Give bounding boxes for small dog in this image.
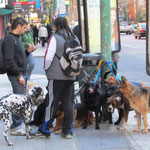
[106,90,130,127]
[0,87,44,146]
[119,76,150,133]
[50,103,94,134]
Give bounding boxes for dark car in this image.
[134,23,146,39]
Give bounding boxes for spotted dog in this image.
[0,87,44,146]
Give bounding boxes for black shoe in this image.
[38,125,51,138]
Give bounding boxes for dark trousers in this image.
[44,80,74,134]
[8,75,25,129]
[41,37,45,47]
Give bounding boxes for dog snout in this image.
[107,105,113,113]
[88,88,94,94]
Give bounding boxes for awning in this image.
[0,9,14,16]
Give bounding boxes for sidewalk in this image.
[0,45,150,150]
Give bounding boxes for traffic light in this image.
[65,0,70,6]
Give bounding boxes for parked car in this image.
[119,22,132,35]
[134,23,146,39]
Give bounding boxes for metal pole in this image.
[100,0,111,87]
[126,0,128,23]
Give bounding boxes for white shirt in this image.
[38,26,48,37]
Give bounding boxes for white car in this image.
[119,22,132,35]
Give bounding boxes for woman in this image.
[34,17,76,139]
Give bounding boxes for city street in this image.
[118,34,150,85]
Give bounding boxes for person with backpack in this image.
[2,17,34,136]
[32,17,82,139]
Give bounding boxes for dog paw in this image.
[8,142,13,146]
[118,126,125,131]
[141,129,148,133]
[133,128,140,132]
[27,135,31,139]
[82,126,87,129]
[114,121,120,125]
[95,126,100,130]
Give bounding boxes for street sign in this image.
[12,1,36,13]
[57,14,66,18]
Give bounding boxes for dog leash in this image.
[94,60,103,83]
[106,61,121,84]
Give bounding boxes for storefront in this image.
[0,3,14,39]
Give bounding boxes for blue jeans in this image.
[8,75,27,129]
[26,53,35,81]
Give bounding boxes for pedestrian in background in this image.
[20,23,36,87]
[33,25,39,45]
[38,24,48,47]
[4,22,12,37]
[2,17,34,136]
[33,17,76,139]
[46,23,52,42]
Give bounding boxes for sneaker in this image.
[29,131,50,139]
[10,128,26,136]
[61,133,73,139]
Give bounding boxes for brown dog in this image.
[50,103,94,134]
[105,76,147,87]
[119,76,150,133]
[106,91,130,129]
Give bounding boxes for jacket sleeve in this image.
[44,36,56,70]
[3,38,21,76]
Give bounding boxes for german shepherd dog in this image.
[119,76,150,133]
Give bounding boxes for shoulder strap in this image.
[3,34,17,44]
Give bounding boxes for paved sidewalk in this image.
[0,44,150,150]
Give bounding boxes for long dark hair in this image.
[54,17,75,39]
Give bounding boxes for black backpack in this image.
[56,33,83,76]
[0,39,6,74]
[0,35,16,74]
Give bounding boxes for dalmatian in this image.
[0,87,44,146]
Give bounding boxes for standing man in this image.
[20,23,36,83]
[2,17,34,135]
[38,24,48,47]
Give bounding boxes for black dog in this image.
[81,81,106,129]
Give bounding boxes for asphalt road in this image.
[32,34,150,85]
[117,34,150,85]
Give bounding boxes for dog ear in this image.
[120,76,127,86]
